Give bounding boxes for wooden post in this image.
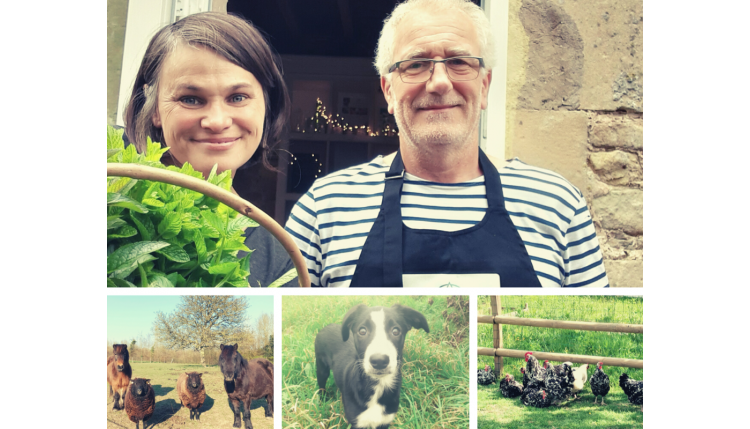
[490,296,503,377]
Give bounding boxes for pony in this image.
[219,344,273,428]
[107,344,133,410]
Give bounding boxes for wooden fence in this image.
[479,297,643,376]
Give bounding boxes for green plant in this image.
[106,126,257,287]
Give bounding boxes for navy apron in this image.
[348,149,542,288]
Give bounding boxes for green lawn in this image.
[106,362,273,429]
[477,296,643,428]
[282,295,469,428]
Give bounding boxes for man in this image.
[285,0,608,288]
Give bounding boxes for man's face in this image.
[381,8,491,152]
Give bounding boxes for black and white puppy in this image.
[315,303,430,429]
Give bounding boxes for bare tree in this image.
[153,296,249,366]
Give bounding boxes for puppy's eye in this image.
[392,327,400,336]
[358,327,367,336]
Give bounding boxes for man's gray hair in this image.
[374,0,496,77]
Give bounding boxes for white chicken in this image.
[564,362,588,400]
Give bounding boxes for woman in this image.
[123,12,296,287]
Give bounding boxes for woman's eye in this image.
[230,94,248,103]
[392,327,400,336]
[180,96,200,105]
[358,327,367,336]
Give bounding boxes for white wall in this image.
[115,0,173,126]
[481,0,509,159]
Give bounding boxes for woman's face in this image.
[152,44,266,178]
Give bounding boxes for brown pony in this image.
[219,344,273,429]
[107,344,133,410]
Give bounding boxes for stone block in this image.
[560,0,643,111]
[589,113,643,150]
[509,110,589,195]
[593,188,643,235]
[589,150,640,186]
[603,259,643,288]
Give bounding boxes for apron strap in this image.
[382,152,406,287]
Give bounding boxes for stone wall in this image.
[504,0,643,287]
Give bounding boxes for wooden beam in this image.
[490,296,502,377]
[477,347,643,369]
[477,315,643,334]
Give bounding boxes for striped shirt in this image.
[285,156,609,288]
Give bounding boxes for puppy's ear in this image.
[392,304,430,333]
[341,304,368,342]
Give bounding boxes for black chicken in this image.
[520,367,528,389]
[477,364,497,386]
[590,362,610,405]
[619,373,643,411]
[544,362,575,405]
[524,352,547,390]
[521,388,551,408]
[499,374,523,398]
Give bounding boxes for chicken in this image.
[544,362,575,405]
[477,364,497,386]
[521,388,551,408]
[564,362,588,399]
[524,352,547,390]
[520,367,528,389]
[499,374,523,398]
[590,362,610,405]
[619,373,643,411]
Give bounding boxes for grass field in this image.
[477,296,643,428]
[106,362,273,429]
[282,295,469,428]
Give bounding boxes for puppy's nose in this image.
[370,354,390,370]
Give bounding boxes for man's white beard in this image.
[394,99,480,156]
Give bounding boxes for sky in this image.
[107,295,273,344]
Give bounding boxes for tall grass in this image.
[477,296,643,429]
[282,295,469,428]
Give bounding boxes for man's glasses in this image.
[388,56,485,83]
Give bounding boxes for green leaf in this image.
[107,216,127,230]
[107,241,171,274]
[201,211,225,237]
[107,177,138,195]
[138,263,149,287]
[156,244,190,263]
[227,215,258,235]
[121,143,138,163]
[107,125,125,151]
[157,212,182,239]
[166,272,186,287]
[107,148,122,158]
[107,193,148,213]
[142,198,165,208]
[267,268,298,288]
[149,275,175,287]
[213,267,239,287]
[208,261,239,275]
[144,137,169,162]
[108,278,137,288]
[107,225,138,239]
[130,212,155,241]
[194,230,207,262]
[110,254,157,279]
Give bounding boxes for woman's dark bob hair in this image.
[123,12,290,171]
